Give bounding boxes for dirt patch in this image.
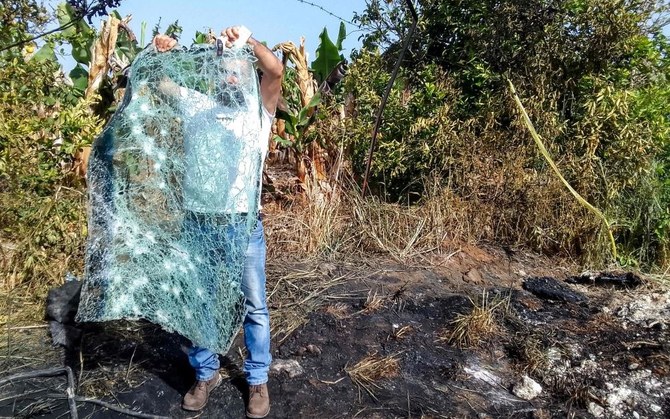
[1,251,668,418]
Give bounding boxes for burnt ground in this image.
[1,247,669,419]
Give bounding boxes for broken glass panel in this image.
[77,44,264,354]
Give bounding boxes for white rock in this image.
[650,404,662,413]
[632,411,640,419]
[464,365,502,387]
[512,375,542,400]
[270,359,304,378]
[588,402,605,418]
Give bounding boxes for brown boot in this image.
[246,383,270,418]
[181,371,222,411]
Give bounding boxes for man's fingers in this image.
[153,35,176,52]
[223,27,238,40]
[220,26,246,48]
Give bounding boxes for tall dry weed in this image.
[265,180,352,260]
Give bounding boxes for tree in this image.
[0,0,102,288]
[346,0,670,267]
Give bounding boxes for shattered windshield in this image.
[76,44,264,353]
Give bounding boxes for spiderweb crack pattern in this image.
[77,44,265,354]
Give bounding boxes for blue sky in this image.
[45,0,368,69]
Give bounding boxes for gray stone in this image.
[588,402,605,418]
[512,375,542,400]
[270,359,305,378]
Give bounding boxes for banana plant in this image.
[35,3,178,179]
[273,23,347,184]
[274,92,322,154]
[311,22,346,86]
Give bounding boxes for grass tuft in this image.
[362,290,385,313]
[345,352,401,400]
[440,290,510,348]
[323,302,350,319]
[390,325,413,340]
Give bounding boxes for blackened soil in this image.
[1,254,669,419]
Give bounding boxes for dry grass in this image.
[648,264,670,287]
[340,288,389,319]
[345,352,401,400]
[347,183,468,262]
[350,195,429,260]
[515,336,550,376]
[545,371,600,409]
[390,325,413,340]
[440,290,510,348]
[323,302,350,319]
[267,263,352,344]
[263,166,612,271]
[0,328,60,376]
[0,291,55,378]
[264,177,470,265]
[0,292,46,330]
[264,181,353,260]
[362,290,385,313]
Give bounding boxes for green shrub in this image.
[0,2,101,290]
[343,0,670,268]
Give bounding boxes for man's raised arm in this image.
[222,26,284,115]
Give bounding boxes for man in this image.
[153,26,282,418]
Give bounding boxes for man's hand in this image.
[222,26,239,48]
[153,34,177,52]
[221,26,251,48]
[221,26,283,114]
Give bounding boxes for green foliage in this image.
[311,23,346,84]
[335,21,346,51]
[152,17,182,41]
[345,0,670,268]
[164,20,183,40]
[47,2,147,110]
[57,2,94,65]
[344,51,458,198]
[275,93,322,153]
[0,1,101,289]
[69,63,89,94]
[275,24,347,160]
[32,42,57,63]
[0,0,49,46]
[193,30,210,45]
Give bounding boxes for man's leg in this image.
[241,218,271,418]
[182,346,222,411]
[182,213,224,411]
[187,347,220,381]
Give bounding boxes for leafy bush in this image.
[344,51,460,199]
[343,0,670,268]
[0,1,101,291]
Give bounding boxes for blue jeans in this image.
[187,217,271,385]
